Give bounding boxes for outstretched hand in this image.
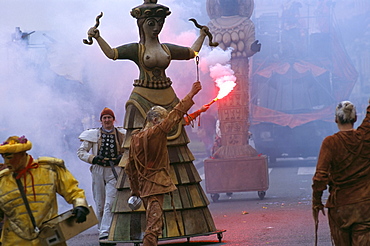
[312,203,326,216]
[188,81,202,98]
[199,26,209,37]
[200,105,210,113]
[87,27,100,39]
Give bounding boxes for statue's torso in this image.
[142,42,171,69]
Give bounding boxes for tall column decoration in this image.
[207,0,259,158]
[204,0,269,202]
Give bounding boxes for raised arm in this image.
[160,82,203,132]
[356,98,370,135]
[186,81,202,99]
[184,104,210,126]
[191,27,208,52]
[87,27,115,59]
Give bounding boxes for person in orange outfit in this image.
[312,100,370,245]
[125,81,202,246]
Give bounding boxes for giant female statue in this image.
[86,0,219,243]
[87,1,207,134]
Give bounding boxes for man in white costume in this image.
[77,107,125,245]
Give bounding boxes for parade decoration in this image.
[86,0,223,243]
[188,18,232,108]
[131,0,171,19]
[204,0,268,203]
[190,18,219,83]
[83,12,103,45]
[189,18,219,47]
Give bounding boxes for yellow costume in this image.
[0,154,88,245]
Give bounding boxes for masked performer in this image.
[126,81,202,246]
[0,135,89,245]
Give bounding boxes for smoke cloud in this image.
[198,47,236,99]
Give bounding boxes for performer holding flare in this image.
[125,81,203,246]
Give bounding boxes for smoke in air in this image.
[199,46,236,100]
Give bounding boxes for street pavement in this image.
[67,157,332,246]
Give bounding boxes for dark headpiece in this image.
[100,107,115,120]
[131,0,171,19]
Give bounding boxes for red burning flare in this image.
[206,76,236,106]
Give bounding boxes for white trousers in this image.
[90,164,120,238]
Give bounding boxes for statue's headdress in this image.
[131,0,171,19]
[0,136,32,154]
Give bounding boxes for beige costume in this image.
[126,95,194,245]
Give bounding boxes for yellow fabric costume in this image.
[0,155,88,245]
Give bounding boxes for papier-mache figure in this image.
[85,0,219,243]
